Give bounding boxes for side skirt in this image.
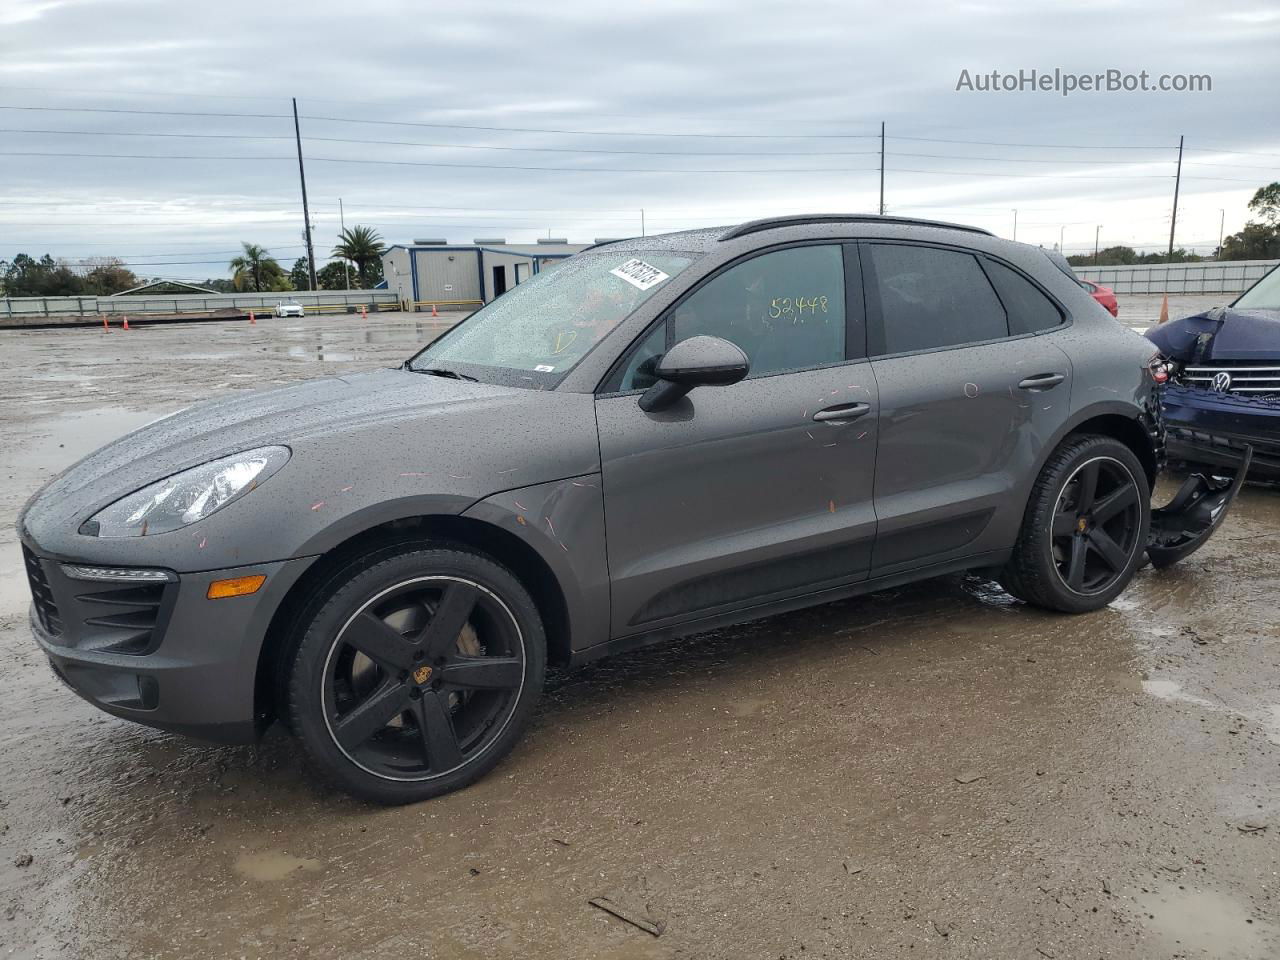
[567,548,1012,667]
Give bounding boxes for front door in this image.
[596,243,880,637]
[859,241,1075,575]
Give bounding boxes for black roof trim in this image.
[719,214,995,242]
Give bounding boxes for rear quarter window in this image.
[982,259,1065,335]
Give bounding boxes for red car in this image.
[1080,279,1119,317]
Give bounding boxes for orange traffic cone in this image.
[122,315,130,331]
[102,314,110,333]
[431,303,439,318]
[1158,294,1169,325]
[249,310,256,325]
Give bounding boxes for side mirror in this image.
[638,335,749,412]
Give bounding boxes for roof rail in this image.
[720,214,995,241]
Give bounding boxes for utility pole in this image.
[1167,134,1184,262]
[1094,224,1101,265]
[292,97,318,291]
[339,198,352,290]
[1011,208,1017,241]
[1218,208,1226,259]
[1059,224,1066,254]
[878,122,886,216]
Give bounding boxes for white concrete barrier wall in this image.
[1077,259,1277,296]
[1,291,401,318]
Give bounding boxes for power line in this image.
[888,134,1177,150]
[9,130,1224,168]
[6,104,1280,159]
[888,166,1169,180]
[0,150,1189,180]
[0,127,886,158]
[0,149,883,174]
[0,104,881,141]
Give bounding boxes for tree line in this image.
[1,225,386,298]
[1067,181,1280,267]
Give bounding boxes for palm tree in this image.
[332,226,385,288]
[228,242,284,292]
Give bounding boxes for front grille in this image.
[1182,362,1280,396]
[23,546,63,636]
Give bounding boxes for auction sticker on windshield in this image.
[610,258,670,291]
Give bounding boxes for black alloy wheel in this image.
[1049,456,1144,595]
[999,434,1151,613]
[289,545,545,804]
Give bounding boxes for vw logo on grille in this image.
[1212,371,1233,392]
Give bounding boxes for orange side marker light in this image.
[207,574,267,599]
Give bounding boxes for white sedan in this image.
[272,300,306,318]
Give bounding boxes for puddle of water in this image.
[1141,679,1218,710]
[1132,885,1270,958]
[233,851,323,882]
[13,407,172,479]
[261,344,357,362]
[1,407,174,614]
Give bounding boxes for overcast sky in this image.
[2,0,1278,279]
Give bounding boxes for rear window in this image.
[983,259,1064,334]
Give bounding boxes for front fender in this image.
[462,475,611,655]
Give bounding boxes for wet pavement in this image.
[1,313,1278,959]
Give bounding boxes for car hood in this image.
[1145,306,1280,362]
[19,367,601,569]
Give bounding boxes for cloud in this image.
[0,0,1276,274]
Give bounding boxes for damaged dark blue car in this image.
[1147,263,1280,479]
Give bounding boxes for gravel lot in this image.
[1,312,1277,959]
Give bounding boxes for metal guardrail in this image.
[0,291,401,318]
[410,299,483,310]
[1077,259,1278,296]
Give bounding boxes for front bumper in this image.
[23,547,316,743]
[1161,384,1280,477]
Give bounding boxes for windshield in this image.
[1234,264,1280,310]
[408,251,694,386]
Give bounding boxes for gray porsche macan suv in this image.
[19,215,1242,804]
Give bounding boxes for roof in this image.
[383,241,590,258]
[386,215,999,262]
[110,279,218,296]
[720,214,994,241]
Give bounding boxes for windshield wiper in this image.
[410,365,478,382]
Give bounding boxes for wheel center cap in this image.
[412,664,434,685]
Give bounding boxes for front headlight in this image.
[83,446,290,538]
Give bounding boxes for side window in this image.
[670,245,846,378]
[616,323,667,391]
[866,244,1008,355]
[983,259,1065,334]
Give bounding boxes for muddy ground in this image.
[1,312,1277,960]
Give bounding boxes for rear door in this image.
[595,243,880,637]
[860,241,1074,575]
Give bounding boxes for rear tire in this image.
[287,543,545,805]
[1000,435,1150,613]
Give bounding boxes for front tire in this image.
[287,543,545,805]
[1000,435,1150,613]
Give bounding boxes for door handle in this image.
[1017,372,1066,391]
[813,402,871,423]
